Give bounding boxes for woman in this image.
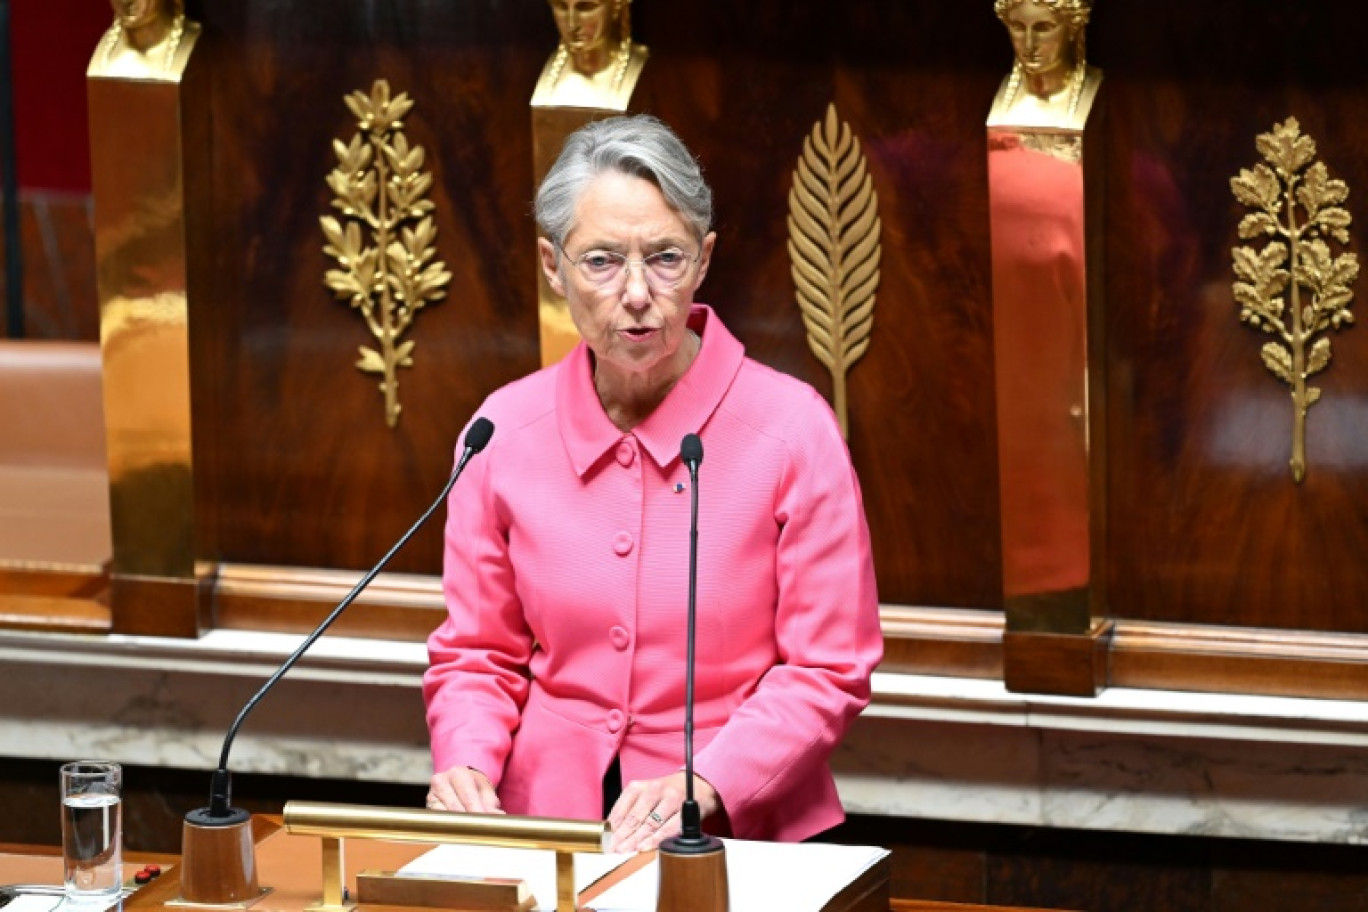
[988,0,1100,130]
[423,115,882,853]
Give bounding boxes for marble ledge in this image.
[3,628,1368,845]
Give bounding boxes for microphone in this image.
[179,417,494,904]
[656,432,728,912]
[676,433,705,840]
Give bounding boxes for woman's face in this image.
[539,171,714,389]
[1003,1,1073,77]
[111,0,166,29]
[549,0,614,55]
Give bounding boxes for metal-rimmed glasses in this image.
[557,245,700,291]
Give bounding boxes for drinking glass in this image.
[60,760,123,902]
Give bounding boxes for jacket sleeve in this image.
[693,388,883,837]
[422,436,533,785]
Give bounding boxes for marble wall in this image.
[6,630,1368,849]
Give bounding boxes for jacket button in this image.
[616,440,636,467]
[613,532,634,556]
[610,626,630,650]
[607,709,625,733]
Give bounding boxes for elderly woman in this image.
[423,115,882,852]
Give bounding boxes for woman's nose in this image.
[621,262,652,305]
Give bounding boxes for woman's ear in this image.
[693,231,717,289]
[538,237,566,296]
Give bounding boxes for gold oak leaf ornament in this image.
[788,103,882,439]
[321,79,452,428]
[1231,116,1358,482]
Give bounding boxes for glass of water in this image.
[60,761,123,902]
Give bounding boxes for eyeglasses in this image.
[558,246,699,291]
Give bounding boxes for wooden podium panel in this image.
[1,823,1091,912]
[893,903,1079,912]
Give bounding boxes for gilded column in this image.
[986,0,1109,694]
[531,0,648,366]
[88,0,210,636]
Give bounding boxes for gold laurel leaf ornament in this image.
[787,103,882,440]
[1230,117,1358,482]
[321,79,452,428]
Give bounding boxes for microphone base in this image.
[180,806,263,906]
[656,833,728,912]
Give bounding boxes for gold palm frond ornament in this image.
[1230,116,1358,482]
[787,103,882,439]
[321,79,451,428]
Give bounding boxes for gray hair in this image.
[534,115,713,248]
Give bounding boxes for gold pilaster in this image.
[988,0,1108,694]
[88,10,209,637]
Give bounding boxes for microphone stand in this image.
[656,433,728,912]
[179,418,494,905]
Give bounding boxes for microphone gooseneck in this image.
[656,432,727,912]
[678,432,707,843]
[201,417,495,819]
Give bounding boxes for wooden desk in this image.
[2,823,884,912]
[2,825,1064,912]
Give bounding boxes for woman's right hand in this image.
[427,766,503,813]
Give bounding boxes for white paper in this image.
[400,839,889,912]
[2,896,66,912]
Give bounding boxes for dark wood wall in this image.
[187,1,1010,605]
[11,2,1368,656]
[184,0,1368,639]
[1099,5,1368,632]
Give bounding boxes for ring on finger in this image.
[648,811,665,826]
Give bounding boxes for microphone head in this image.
[680,433,703,468]
[465,417,495,453]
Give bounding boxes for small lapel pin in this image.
[673,482,687,494]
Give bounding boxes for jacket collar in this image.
[556,305,744,476]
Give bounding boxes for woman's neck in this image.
[594,330,700,433]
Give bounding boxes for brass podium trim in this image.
[282,802,607,912]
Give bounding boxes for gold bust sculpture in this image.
[987,0,1101,131]
[531,0,648,110]
[89,0,201,81]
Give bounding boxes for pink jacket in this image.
[424,306,882,841]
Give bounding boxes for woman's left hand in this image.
[607,771,720,853]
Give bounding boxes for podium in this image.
[0,832,1079,912]
[61,808,889,912]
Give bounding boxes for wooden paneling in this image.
[0,564,108,634]
[189,1,1006,608]
[0,194,99,341]
[193,3,545,576]
[1097,3,1368,632]
[27,0,1358,664]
